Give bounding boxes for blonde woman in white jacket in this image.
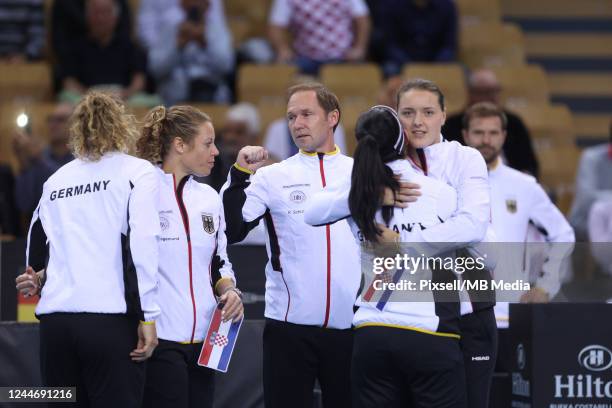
[16,92,161,408]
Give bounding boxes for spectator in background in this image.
[59,0,147,103]
[198,103,260,192]
[138,0,234,105]
[0,0,45,62]
[462,102,575,383]
[0,164,20,237]
[198,103,268,245]
[443,68,540,178]
[462,102,574,310]
[268,0,370,75]
[12,103,74,221]
[51,0,131,79]
[367,0,457,77]
[569,123,612,241]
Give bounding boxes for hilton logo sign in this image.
[553,345,612,399]
[578,346,612,372]
[509,304,612,408]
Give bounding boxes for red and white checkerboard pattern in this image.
[211,332,229,347]
[290,0,354,60]
[379,271,395,284]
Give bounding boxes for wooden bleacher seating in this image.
[226,0,273,44]
[460,22,526,68]
[319,64,382,107]
[401,63,467,115]
[501,0,612,18]
[509,103,575,149]
[537,144,581,214]
[237,64,298,105]
[192,103,231,128]
[491,64,550,107]
[339,102,370,157]
[128,103,230,129]
[456,0,501,26]
[0,63,52,104]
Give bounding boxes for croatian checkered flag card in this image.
[198,304,243,372]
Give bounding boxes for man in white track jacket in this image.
[221,83,359,408]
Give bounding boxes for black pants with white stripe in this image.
[39,313,145,408]
[351,325,467,408]
[459,307,498,408]
[263,318,353,408]
[142,339,215,408]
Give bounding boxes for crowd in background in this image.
[0,0,610,273]
[1,0,462,102]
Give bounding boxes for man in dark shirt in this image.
[51,0,131,63]
[367,0,457,76]
[60,0,146,100]
[443,68,540,178]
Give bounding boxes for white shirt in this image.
[588,199,612,275]
[488,160,575,327]
[268,0,369,60]
[569,144,612,238]
[137,0,233,104]
[221,147,360,329]
[156,170,235,343]
[27,153,161,322]
[400,140,490,251]
[305,139,491,252]
[349,160,462,337]
[138,0,229,52]
[269,0,368,25]
[304,138,494,317]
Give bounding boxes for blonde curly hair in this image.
[68,91,138,161]
[137,105,211,164]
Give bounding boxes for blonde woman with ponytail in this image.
[16,91,161,407]
[136,105,242,408]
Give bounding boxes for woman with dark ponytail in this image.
[348,107,403,243]
[306,106,466,407]
[307,80,496,408]
[137,105,243,408]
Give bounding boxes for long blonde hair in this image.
[69,91,137,161]
[137,105,211,164]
